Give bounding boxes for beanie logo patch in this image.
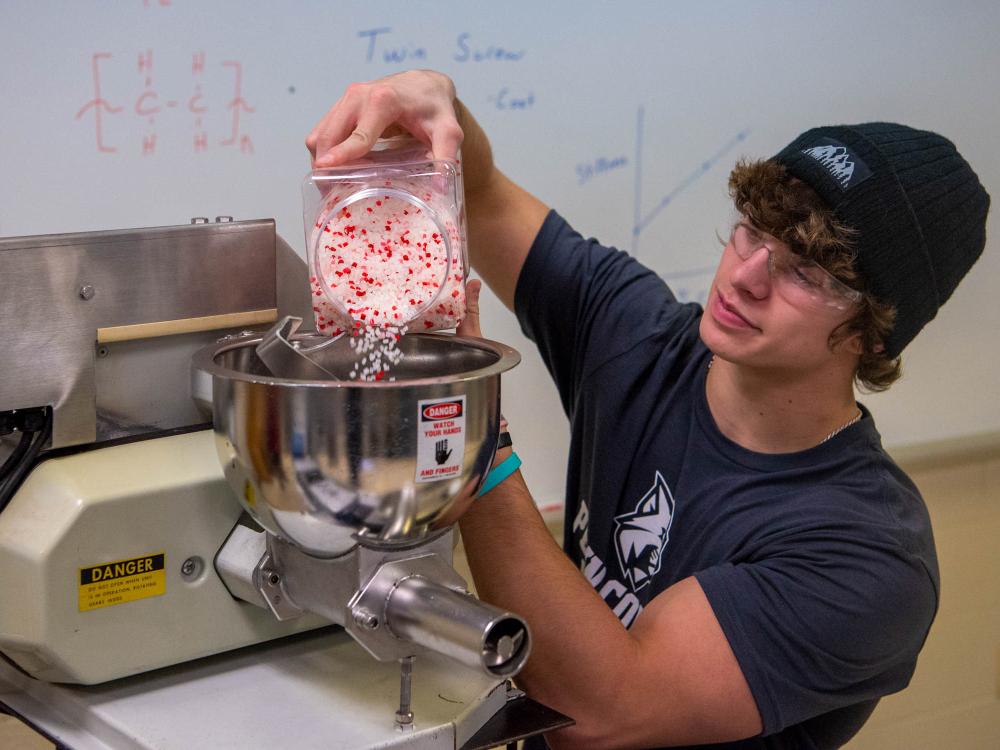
[802,138,872,190]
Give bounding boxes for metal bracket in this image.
[346,553,467,662]
[255,550,305,621]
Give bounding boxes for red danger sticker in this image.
[416,396,466,484]
[422,401,463,421]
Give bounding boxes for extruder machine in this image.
[0,218,570,749]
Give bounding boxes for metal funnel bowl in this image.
[193,332,519,557]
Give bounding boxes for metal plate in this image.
[0,220,278,448]
[0,628,511,750]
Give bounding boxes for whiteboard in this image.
[2,1,997,505]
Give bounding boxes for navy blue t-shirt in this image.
[515,211,939,749]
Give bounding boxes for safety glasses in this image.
[728,220,862,311]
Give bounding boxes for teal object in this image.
[477,452,522,497]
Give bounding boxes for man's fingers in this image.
[307,115,356,166]
[312,85,403,167]
[306,90,355,160]
[428,118,464,162]
[314,129,373,168]
[457,279,482,338]
[314,109,393,167]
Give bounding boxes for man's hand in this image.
[306,71,546,310]
[306,70,463,167]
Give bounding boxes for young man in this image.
[307,71,989,749]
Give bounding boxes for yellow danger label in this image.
[78,553,166,612]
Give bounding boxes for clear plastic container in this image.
[303,137,468,336]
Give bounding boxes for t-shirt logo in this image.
[801,138,872,190]
[614,471,675,591]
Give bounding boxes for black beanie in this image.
[773,123,990,358]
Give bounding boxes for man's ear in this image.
[847,337,886,356]
[834,331,866,356]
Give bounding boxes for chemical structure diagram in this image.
[75,50,255,156]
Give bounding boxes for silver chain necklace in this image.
[707,355,862,444]
[820,410,863,443]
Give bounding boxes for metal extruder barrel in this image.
[385,574,530,677]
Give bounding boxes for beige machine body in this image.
[0,430,327,683]
[0,219,327,683]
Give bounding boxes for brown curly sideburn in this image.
[727,158,902,392]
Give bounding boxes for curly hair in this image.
[727,158,901,391]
